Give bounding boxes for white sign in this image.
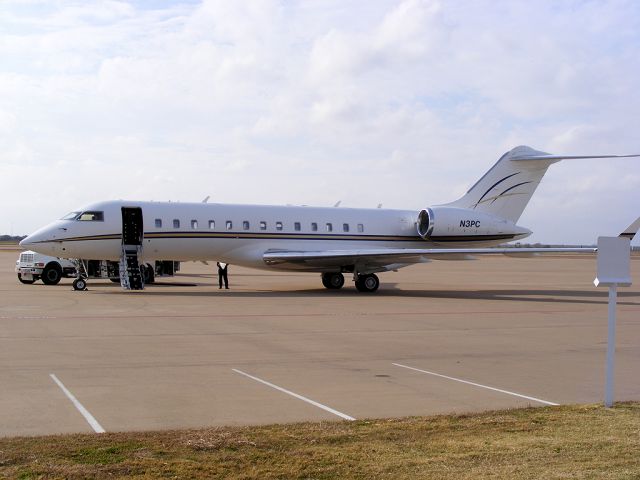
[593,236,632,408]
[594,236,631,287]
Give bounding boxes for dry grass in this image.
[1,403,639,479]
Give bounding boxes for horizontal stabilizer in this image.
[620,217,640,240]
[511,153,640,161]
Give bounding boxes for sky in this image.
[1,0,638,245]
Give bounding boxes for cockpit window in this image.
[77,211,104,221]
[61,212,81,220]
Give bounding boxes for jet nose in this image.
[18,225,60,254]
[18,236,31,247]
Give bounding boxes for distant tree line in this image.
[0,235,26,243]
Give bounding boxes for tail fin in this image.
[444,146,640,223]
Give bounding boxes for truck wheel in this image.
[41,263,63,285]
[17,274,36,285]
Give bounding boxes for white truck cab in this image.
[15,250,180,287]
[15,250,76,285]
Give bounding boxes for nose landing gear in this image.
[72,277,87,291]
[72,259,88,291]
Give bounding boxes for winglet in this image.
[619,217,640,240]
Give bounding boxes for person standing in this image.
[217,262,229,289]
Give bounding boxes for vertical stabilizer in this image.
[444,146,639,223]
[443,146,557,223]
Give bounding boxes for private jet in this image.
[20,146,639,291]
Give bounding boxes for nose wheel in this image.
[71,258,88,291]
[73,278,87,291]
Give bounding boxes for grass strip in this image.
[1,403,639,479]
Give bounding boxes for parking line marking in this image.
[49,374,106,433]
[232,369,355,421]
[392,363,559,406]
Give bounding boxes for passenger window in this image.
[343,223,349,232]
[226,221,233,230]
[311,222,318,232]
[276,221,283,231]
[191,220,198,229]
[155,219,162,228]
[173,219,180,228]
[294,222,301,231]
[260,221,267,230]
[209,220,215,229]
[357,223,364,233]
[326,223,333,232]
[243,221,250,230]
[77,211,104,221]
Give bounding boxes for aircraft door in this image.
[122,207,143,246]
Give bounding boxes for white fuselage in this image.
[22,200,529,272]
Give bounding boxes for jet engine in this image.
[416,206,531,242]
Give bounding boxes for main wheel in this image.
[17,274,36,285]
[321,272,345,289]
[355,274,379,293]
[73,278,87,291]
[41,263,62,285]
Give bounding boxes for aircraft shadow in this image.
[374,287,640,306]
[101,285,640,306]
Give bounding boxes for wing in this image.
[263,247,596,273]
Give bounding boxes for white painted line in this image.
[392,363,559,406]
[232,369,355,421]
[49,374,106,433]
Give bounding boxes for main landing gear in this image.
[321,272,380,293]
[355,273,379,293]
[321,272,345,289]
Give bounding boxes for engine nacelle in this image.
[417,206,531,241]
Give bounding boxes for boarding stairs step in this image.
[119,246,144,290]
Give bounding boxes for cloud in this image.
[0,0,638,245]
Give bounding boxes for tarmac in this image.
[1,246,639,437]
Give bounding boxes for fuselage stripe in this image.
[34,231,516,244]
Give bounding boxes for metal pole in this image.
[605,284,617,408]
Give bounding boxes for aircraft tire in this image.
[17,274,36,285]
[355,274,379,293]
[73,278,87,291]
[322,272,344,289]
[41,263,62,285]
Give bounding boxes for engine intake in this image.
[417,208,433,239]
